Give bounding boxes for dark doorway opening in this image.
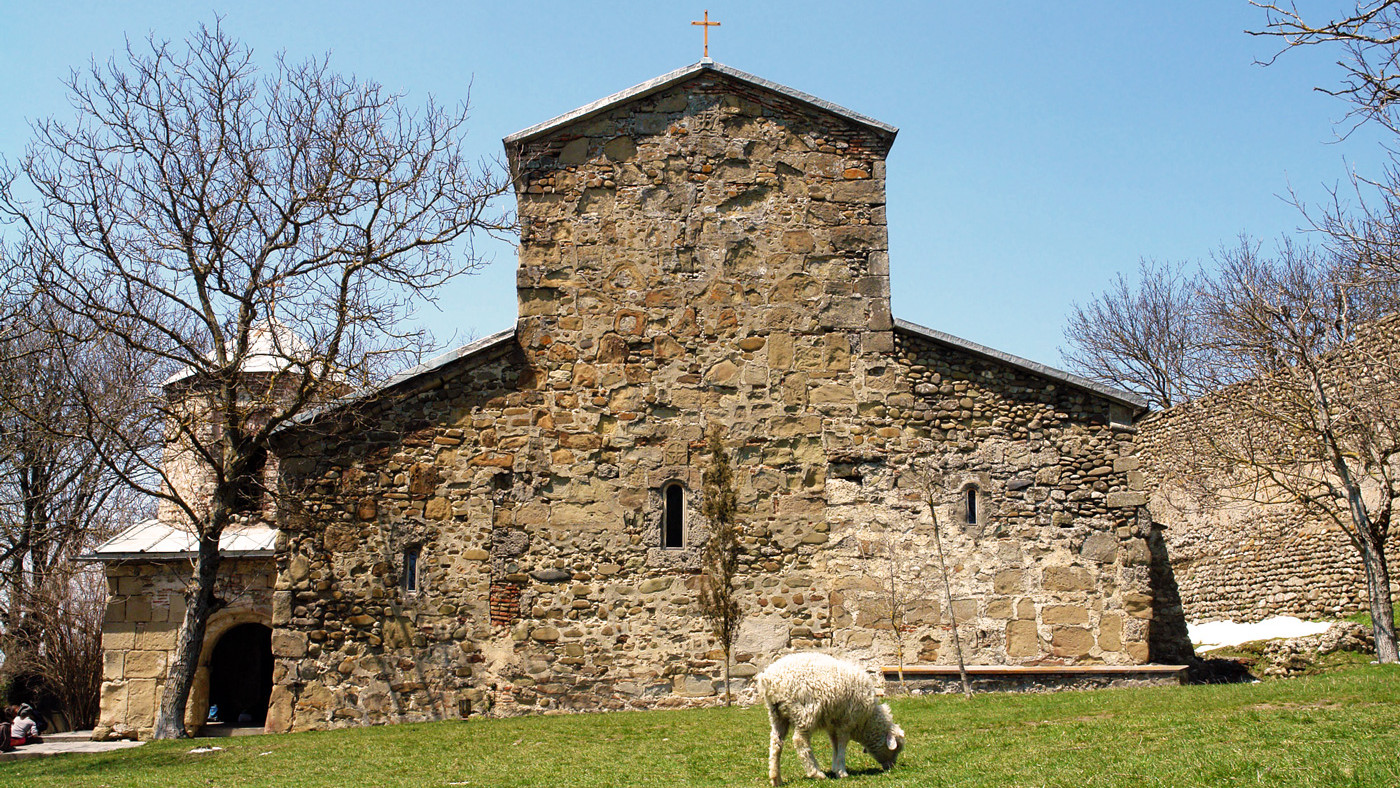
[208,623,273,726]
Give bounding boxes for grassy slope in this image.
[6,665,1399,787]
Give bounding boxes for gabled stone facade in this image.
[92,62,1160,737]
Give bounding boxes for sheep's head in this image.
[861,703,905,771]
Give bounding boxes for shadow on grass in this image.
[840,765,889,778]
[1185,657,1256,684]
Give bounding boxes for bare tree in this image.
[1251,1,1400,303]
[875,534,911,689]
[1188,238,1400,662]
[1061,258,1210,410]
[8,564,108,729]
[699,425,743,706]
[0,288,149,729]
[874,466,972,698]
[1252,1,1400,132]
[0,22,510,737]
[914,470,973,700]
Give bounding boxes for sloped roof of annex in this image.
[282,316,1147,435]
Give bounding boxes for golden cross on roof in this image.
[691,10,720,60]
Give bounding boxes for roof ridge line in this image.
[893,318,1150,412]
[502,61,897,146]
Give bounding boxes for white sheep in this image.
[756,652,905,785]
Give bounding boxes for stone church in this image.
[87,61,1172,740]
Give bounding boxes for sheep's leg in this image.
[829,730,850,778]
[792,727,827,780]
[768,705,791,787]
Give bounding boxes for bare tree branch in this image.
[1061,257,1212,410]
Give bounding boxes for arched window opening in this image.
[965,486,978,525]
[663,483,685,548]
[403,546,421,593]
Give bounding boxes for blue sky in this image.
[0,1,1387,367]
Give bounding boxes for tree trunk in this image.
[931,510,973,700]
[152,530,223,738]
[1360,537,1399,664]
[723,647,732,707]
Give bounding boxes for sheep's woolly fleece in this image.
[757,653,888,731]
[757,652,903,778]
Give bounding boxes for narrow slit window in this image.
[965,487,978,525]
[663,483,685,548]
[403,547,420,593]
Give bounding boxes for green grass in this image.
[5,665,1400,787]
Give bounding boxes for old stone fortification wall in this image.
[1138,311,1400,626]
[94,557,273,740]
[1140,398,1400,624]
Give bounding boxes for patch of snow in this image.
[1189,616,1334,652]
[188,745,225,754]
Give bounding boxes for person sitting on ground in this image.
[12,705,41,745]
[0,707,14,752]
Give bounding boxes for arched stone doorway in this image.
[207,623,273,726]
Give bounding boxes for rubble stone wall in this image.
[1139,399,1400,624]
[819,331,1158,670]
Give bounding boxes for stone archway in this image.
[204,622,273,726]
[183,610,274,733]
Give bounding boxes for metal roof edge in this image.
[893,318,1150,412]
[281,326,518,432]
[80,550,276,563]
[502,61,897,147]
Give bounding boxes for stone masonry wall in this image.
[261,70,1158,732]
[268,328,1156,731]
[157,371,292,526]
[816,330,1155,668]
[95,558,273,740]
[1140,400,1400,624]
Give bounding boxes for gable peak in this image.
[502,61,897,147]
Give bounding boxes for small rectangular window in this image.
[965,488,977,525]
[403,547,420,593]
[663,483,684,548]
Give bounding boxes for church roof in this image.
[502,60,898,146]
[82,518,277,561]
[280,319,1146,432]
[894,319,1149,412]
[163,318,313,387]
[283,326,518,431]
